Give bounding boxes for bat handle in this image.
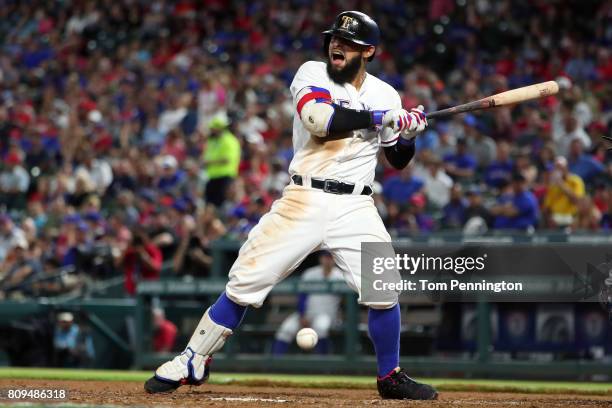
[426,99,489,120]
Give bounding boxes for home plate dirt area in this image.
[1,379,611,408]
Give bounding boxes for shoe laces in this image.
[392,369,413,385]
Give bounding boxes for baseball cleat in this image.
[143,348,212,394]
[144,376,184,393]
[376,368,438,400]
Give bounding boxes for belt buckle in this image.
[323,179,342,194]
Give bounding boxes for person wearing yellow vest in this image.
[203,116,241,207]
[543,156,585,228]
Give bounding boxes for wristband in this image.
[370,110,387,128]
[398,136,416,147]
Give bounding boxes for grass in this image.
[0,367,610,396]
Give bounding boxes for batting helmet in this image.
[323,11,380,61]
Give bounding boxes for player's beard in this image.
[326,54,363,85]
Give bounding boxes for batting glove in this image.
[375,106,427,137]
[400,105,428,140]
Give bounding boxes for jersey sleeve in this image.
[290,62,333,119]
[379,91,402,147]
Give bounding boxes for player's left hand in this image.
[400,105,428,140]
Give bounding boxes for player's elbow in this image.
[300,102,334,137]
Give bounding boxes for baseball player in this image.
[145,11,438,400]
[272,251,344,355]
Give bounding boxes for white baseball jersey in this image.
[225,60,401,310]
[301,265,344,318]
[289,61,402,186]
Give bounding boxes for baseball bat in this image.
[425,81,559,120]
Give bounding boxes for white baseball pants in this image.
[225,184,397,309]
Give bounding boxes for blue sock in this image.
[271,339,289,356]
[209,292,247,330]
[368,304,400,377]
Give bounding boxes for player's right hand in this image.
[381,107,427,137]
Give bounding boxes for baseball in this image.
[296,328,318,350]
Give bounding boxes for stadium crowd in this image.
[0,0,611,298]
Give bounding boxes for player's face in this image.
[327,36,370,84]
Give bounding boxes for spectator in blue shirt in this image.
[484,141,514,189]
[443,138,477,181]
[491,173,539,230]
[157,155,188,197]
[441,184,467,229]
[567,138,604,183]
[383,165,425,205]
[464,115,496,168]
[415,129,440,153]
[53,312,95,367]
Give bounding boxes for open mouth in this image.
[331,50,345,62]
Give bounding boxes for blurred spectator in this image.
[65,172,96,209]
[272,252,342,355]
[484,141,514,189]
[557,113,592,157]
[152,307,177,353]
[443,138,477,180]
[262,158,290,194]
[149,209,178,261]
[0,215,27,264]
[415,156,453,209]
[441,185,467,229]
[173,205,226,277]
[74,150,113,195]
[161,129,188,163]
[25,135,59,174]
[53,312,95,368]
[514,152,538,186]
[383,165,424,205]
[0,237,42,298]
[567,138,604,184]
[601,188,612,230]
[204,115,241,207]
[415,129,440,153]
[543,156,586,228]
[158,93,192,138]
[435,122,456,158]
[463,187,491,234]
[120,229,162,296]
[464,115,496,168]
[572,197,602,231]
[406,194,435,233]
[490,173,539,231]
[31,260,85,298]
[156,155,188,197]
[0,151,30,210]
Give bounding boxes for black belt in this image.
[291,175,372,195]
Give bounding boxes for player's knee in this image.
[224,287,264,308]
[364,301,398,310]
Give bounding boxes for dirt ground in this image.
[0,379,610,408]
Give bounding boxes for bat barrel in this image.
[425,81,559,120]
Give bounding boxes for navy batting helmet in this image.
[323,11,380,61]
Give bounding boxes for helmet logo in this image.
[340,15,355,30]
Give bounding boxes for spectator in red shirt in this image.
[152,307,178,353]
[121,229,162,296]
